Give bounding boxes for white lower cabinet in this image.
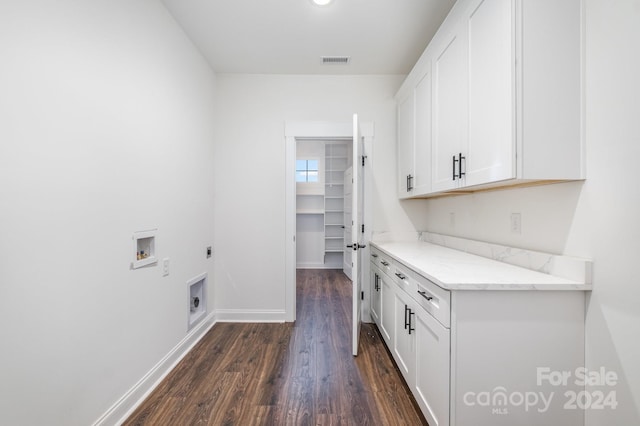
[369,246,585,426]
[414,303,450,426]
[392,288,416,386]
[379,271,394,346]
[370,268,382,324]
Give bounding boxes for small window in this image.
[296,159,319,183]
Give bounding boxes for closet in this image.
[296,140,351,270]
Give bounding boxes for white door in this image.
[351,114,365,356]
[343,167,353,280]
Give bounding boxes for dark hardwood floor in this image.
[124,269,427,425]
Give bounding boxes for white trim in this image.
[93,313,216,426]
[285,135,297,322]
[285,121,374,138]
[296,265,344,270]
[215,309,287,323]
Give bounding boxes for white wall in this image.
[0,1,216,424]
[214,74,425,319]
[420,0,640,423]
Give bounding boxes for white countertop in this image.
[370,241,592,291]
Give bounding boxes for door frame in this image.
[285,121,373,322]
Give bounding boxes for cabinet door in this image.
[432,23,467,193]
[465,0,515,186]
[413,68,433,195]
[415,308,450,426]
[397,91,415,198]
[393,289,416,388]
[379,272,394,346]
[370,268,382,325]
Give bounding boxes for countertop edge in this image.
[369,241,592,292]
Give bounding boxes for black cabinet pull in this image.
[371,253,378,258]
[417,290,433,301]
[380,260,389,266]
[459,152,466,178]
[452,155,459,180]
[407,174,414,191]
[404,304,410,330]
[395,272,406,280]
[408,310,415,334]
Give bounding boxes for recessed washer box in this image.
[132,229,157,269]
[187,272,207,330]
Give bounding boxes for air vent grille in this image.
[322,56,350,65]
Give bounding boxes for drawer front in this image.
[370,247,381,267]
[410,269,451,328]
[391,261,416,295]
[376,252,394,277]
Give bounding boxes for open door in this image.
[343,167,353,280]
[351,114,365,356]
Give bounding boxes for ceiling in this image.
[161,0,455,75]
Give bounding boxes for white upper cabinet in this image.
[465,0,514,187]
[397,65,433,198]
[396,0,584,198]
[432,24,467,193]
[397,91,415,198]
[412,68,433,195]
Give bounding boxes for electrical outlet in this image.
[162,257,170,276]
[510,213,522,234]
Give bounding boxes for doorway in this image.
[295,139,352,270]
[284,120,373,325]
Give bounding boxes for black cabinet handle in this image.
[417,290,433,301]
[380,261,389,266]
[407,174,414,191]
[395,272,406,280]
[404,304,410,330]
[408,310,415,334]
[452,155,458,180]
[371,254,378,258]
[459,153,466,178]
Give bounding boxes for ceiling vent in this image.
[322,56,350,65]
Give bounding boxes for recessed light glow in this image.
[311,0,333,6]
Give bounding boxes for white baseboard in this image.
[296,265,344,270]
[215,308,286,323]
[93,313,216,426]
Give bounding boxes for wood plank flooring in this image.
[124,269,427,425]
